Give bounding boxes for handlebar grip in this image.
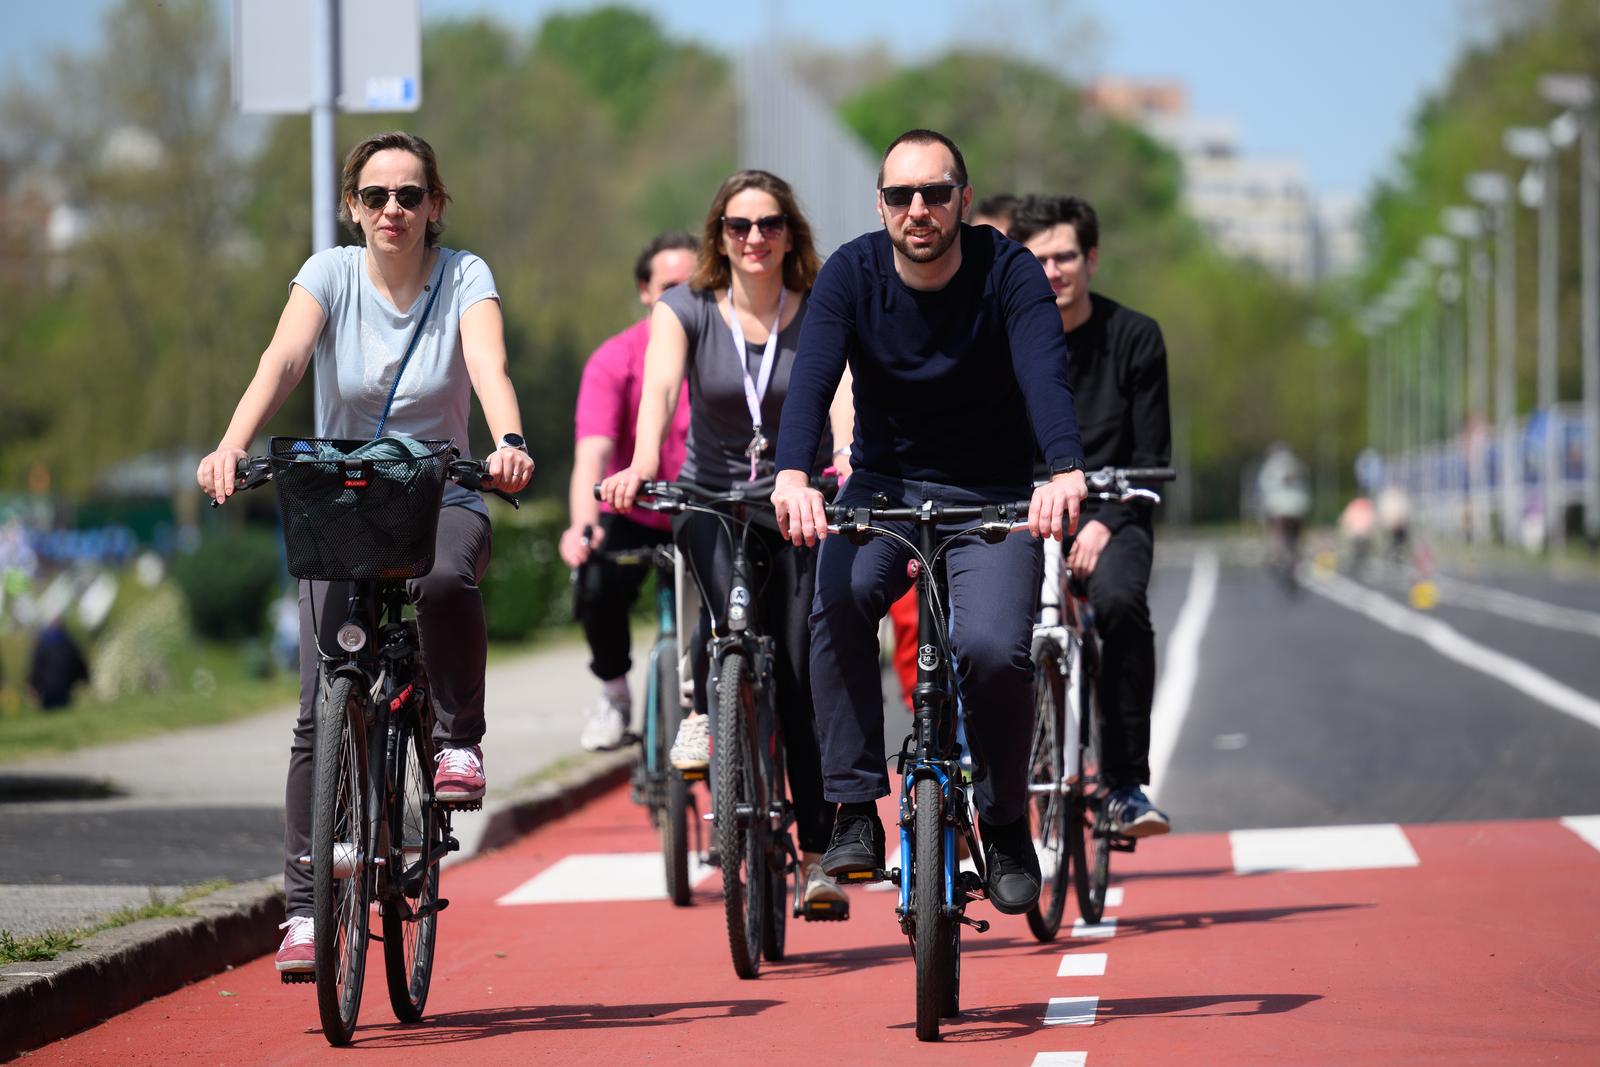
[1120,467,1176,482]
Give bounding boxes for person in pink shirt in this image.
[563,232,698,749]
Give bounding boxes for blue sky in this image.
[7,0,1479,201]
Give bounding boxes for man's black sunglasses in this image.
[357,185,427,211]
[878,183,964,209]
[722,214,788,240]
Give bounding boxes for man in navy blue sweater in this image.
[771,129,1088,915]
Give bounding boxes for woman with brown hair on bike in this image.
[196,130,533,974]
[599,169,854,917]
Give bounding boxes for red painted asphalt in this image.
[22,788,1600,1065]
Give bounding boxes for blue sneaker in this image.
[1104,785,1171,838]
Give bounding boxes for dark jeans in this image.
[810,472,1042,826]
[1085,515,1156,787]
[284,505,492,917]
[674,506,834,854]
[574,513,672,684]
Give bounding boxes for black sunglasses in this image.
[357,185,427,211]
[721,214,788,241]
[879,183,963,209]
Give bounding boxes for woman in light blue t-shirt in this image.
[196,131,534,975]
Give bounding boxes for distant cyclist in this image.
[771,129,1088,916]
[600,170,854,916]
[562,231,698,752]
[1010,194,1174,837]
[196,131,534,974]
[1258,441,1311,580]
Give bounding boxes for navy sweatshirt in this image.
[775,224,1084,490]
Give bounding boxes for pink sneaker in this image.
[275,915,315,973]
[434,744,485,803]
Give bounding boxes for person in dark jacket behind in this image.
[29,617,89,710]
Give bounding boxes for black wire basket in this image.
[268,437,452,581]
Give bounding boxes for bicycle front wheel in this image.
[913,776,956,1041]
[714,650,765,978]
[1025,638,1069,941]
[1071,642,1112,924]
[656,641,692,907]
[383,707,440,1022]
[312,673,371,1046]
[762,729,788,963]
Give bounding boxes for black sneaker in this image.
[980,815,1041,915]
[821,802,885,877]
[1104,785,1171,838]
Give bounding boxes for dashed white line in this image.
[1560,814,1600,854]
[496,852,713,905]
[1432,575,1600,639]
[1149,549,1219,804]
[1230,824,1420,875]
[1103,886,1124,909]
[1057,952,1107,977]
[1030,1054,1088,1067]
[1042,996,1099,1026]
[1070,918,1117,938]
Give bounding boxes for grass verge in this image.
[0,880,231,965]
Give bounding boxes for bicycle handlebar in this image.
[592,473,840,514]
[211,451,521,509]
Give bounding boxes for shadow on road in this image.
[1111,902,1369,939]
[0,773,119,802]
[349,998,784,1045]
[890,992,1323,1042]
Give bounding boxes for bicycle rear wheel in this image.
[312,673,371,1046]
[1070,642,1111,924]
[913,776,956,1041]
[656,641,692,907]
[1025,639,1069,941]
[382,707,440,1022]
[714,650,765,978]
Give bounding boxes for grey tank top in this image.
[658,284,830,491]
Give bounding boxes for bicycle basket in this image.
[269,436,452,581]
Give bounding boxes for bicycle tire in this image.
[656,641,692,906]
[382,707,439,1022]
[913,775,955,1041]
[762,729,788,962]
[1025,638,1069,941]
[714,650,764,978]
[1071,639,1111,924]
[312,672,370,1046]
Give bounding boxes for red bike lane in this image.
[23,790,1600,1065]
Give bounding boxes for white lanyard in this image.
[726,287,786,481]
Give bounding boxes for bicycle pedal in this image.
[958,913,990,933]
[280,972,315,985]
[679,768,708,782]
[837,867,892,885]
[439,798,483,812]
[1109,835,1137,853]
[800,899,850,922]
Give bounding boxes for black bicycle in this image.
[1026,467,1172,938]
[826,493,1037,1042]
[579,533,702,906]
[223,437,516,1045]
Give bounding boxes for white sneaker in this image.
[802,861,850,920]
[580,695,629,752]
[669,713,710,770]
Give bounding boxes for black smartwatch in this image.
[1048,457,1083,477]
[499,432,528,453]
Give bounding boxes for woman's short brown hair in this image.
[337,131,452,247]
[690,170,821,293]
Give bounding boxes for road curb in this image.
[0,748,637,1061]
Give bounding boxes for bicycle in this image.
[825,492,1037,1042]
[223,437,517,1045]
[578,532,703,906]
[1025,467,1172,938]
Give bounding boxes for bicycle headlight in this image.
[336,622,367,652]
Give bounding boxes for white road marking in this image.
[1431,574,1600,639]
[1057,952,1108,977]
[1230,824,1420,875]
[1308,570,1600,733]
[1042,996,1099,1026]
[1070,918,1117,938]
[496,852,712,905]
[1104,886,1124,909]
[1560,815,1600,854]
[1149,549,1220,804]
[1031,1054,1088,1066]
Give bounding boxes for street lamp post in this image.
[1467,170,1518,545]
[1443,206,1491,540]
[1507,125,1558,551]
[1542,73,1599,548]
[1424,234,1464,536]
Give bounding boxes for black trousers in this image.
[1086,516,1156,787]
[284,505,491,916]
[574,512,672,684]
[809,471,1043,826]
[674,507,834,854]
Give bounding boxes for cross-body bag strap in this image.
[374,252,448,439]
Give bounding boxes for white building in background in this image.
[1083,77,1362,284]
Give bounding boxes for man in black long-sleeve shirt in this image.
[771,129,1088,915]
[1010,194,1174,836]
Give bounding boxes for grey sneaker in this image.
[801,861,850,920]
[669,713,710,770]
[1104,785,1171,838]
[579,694,629,752]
